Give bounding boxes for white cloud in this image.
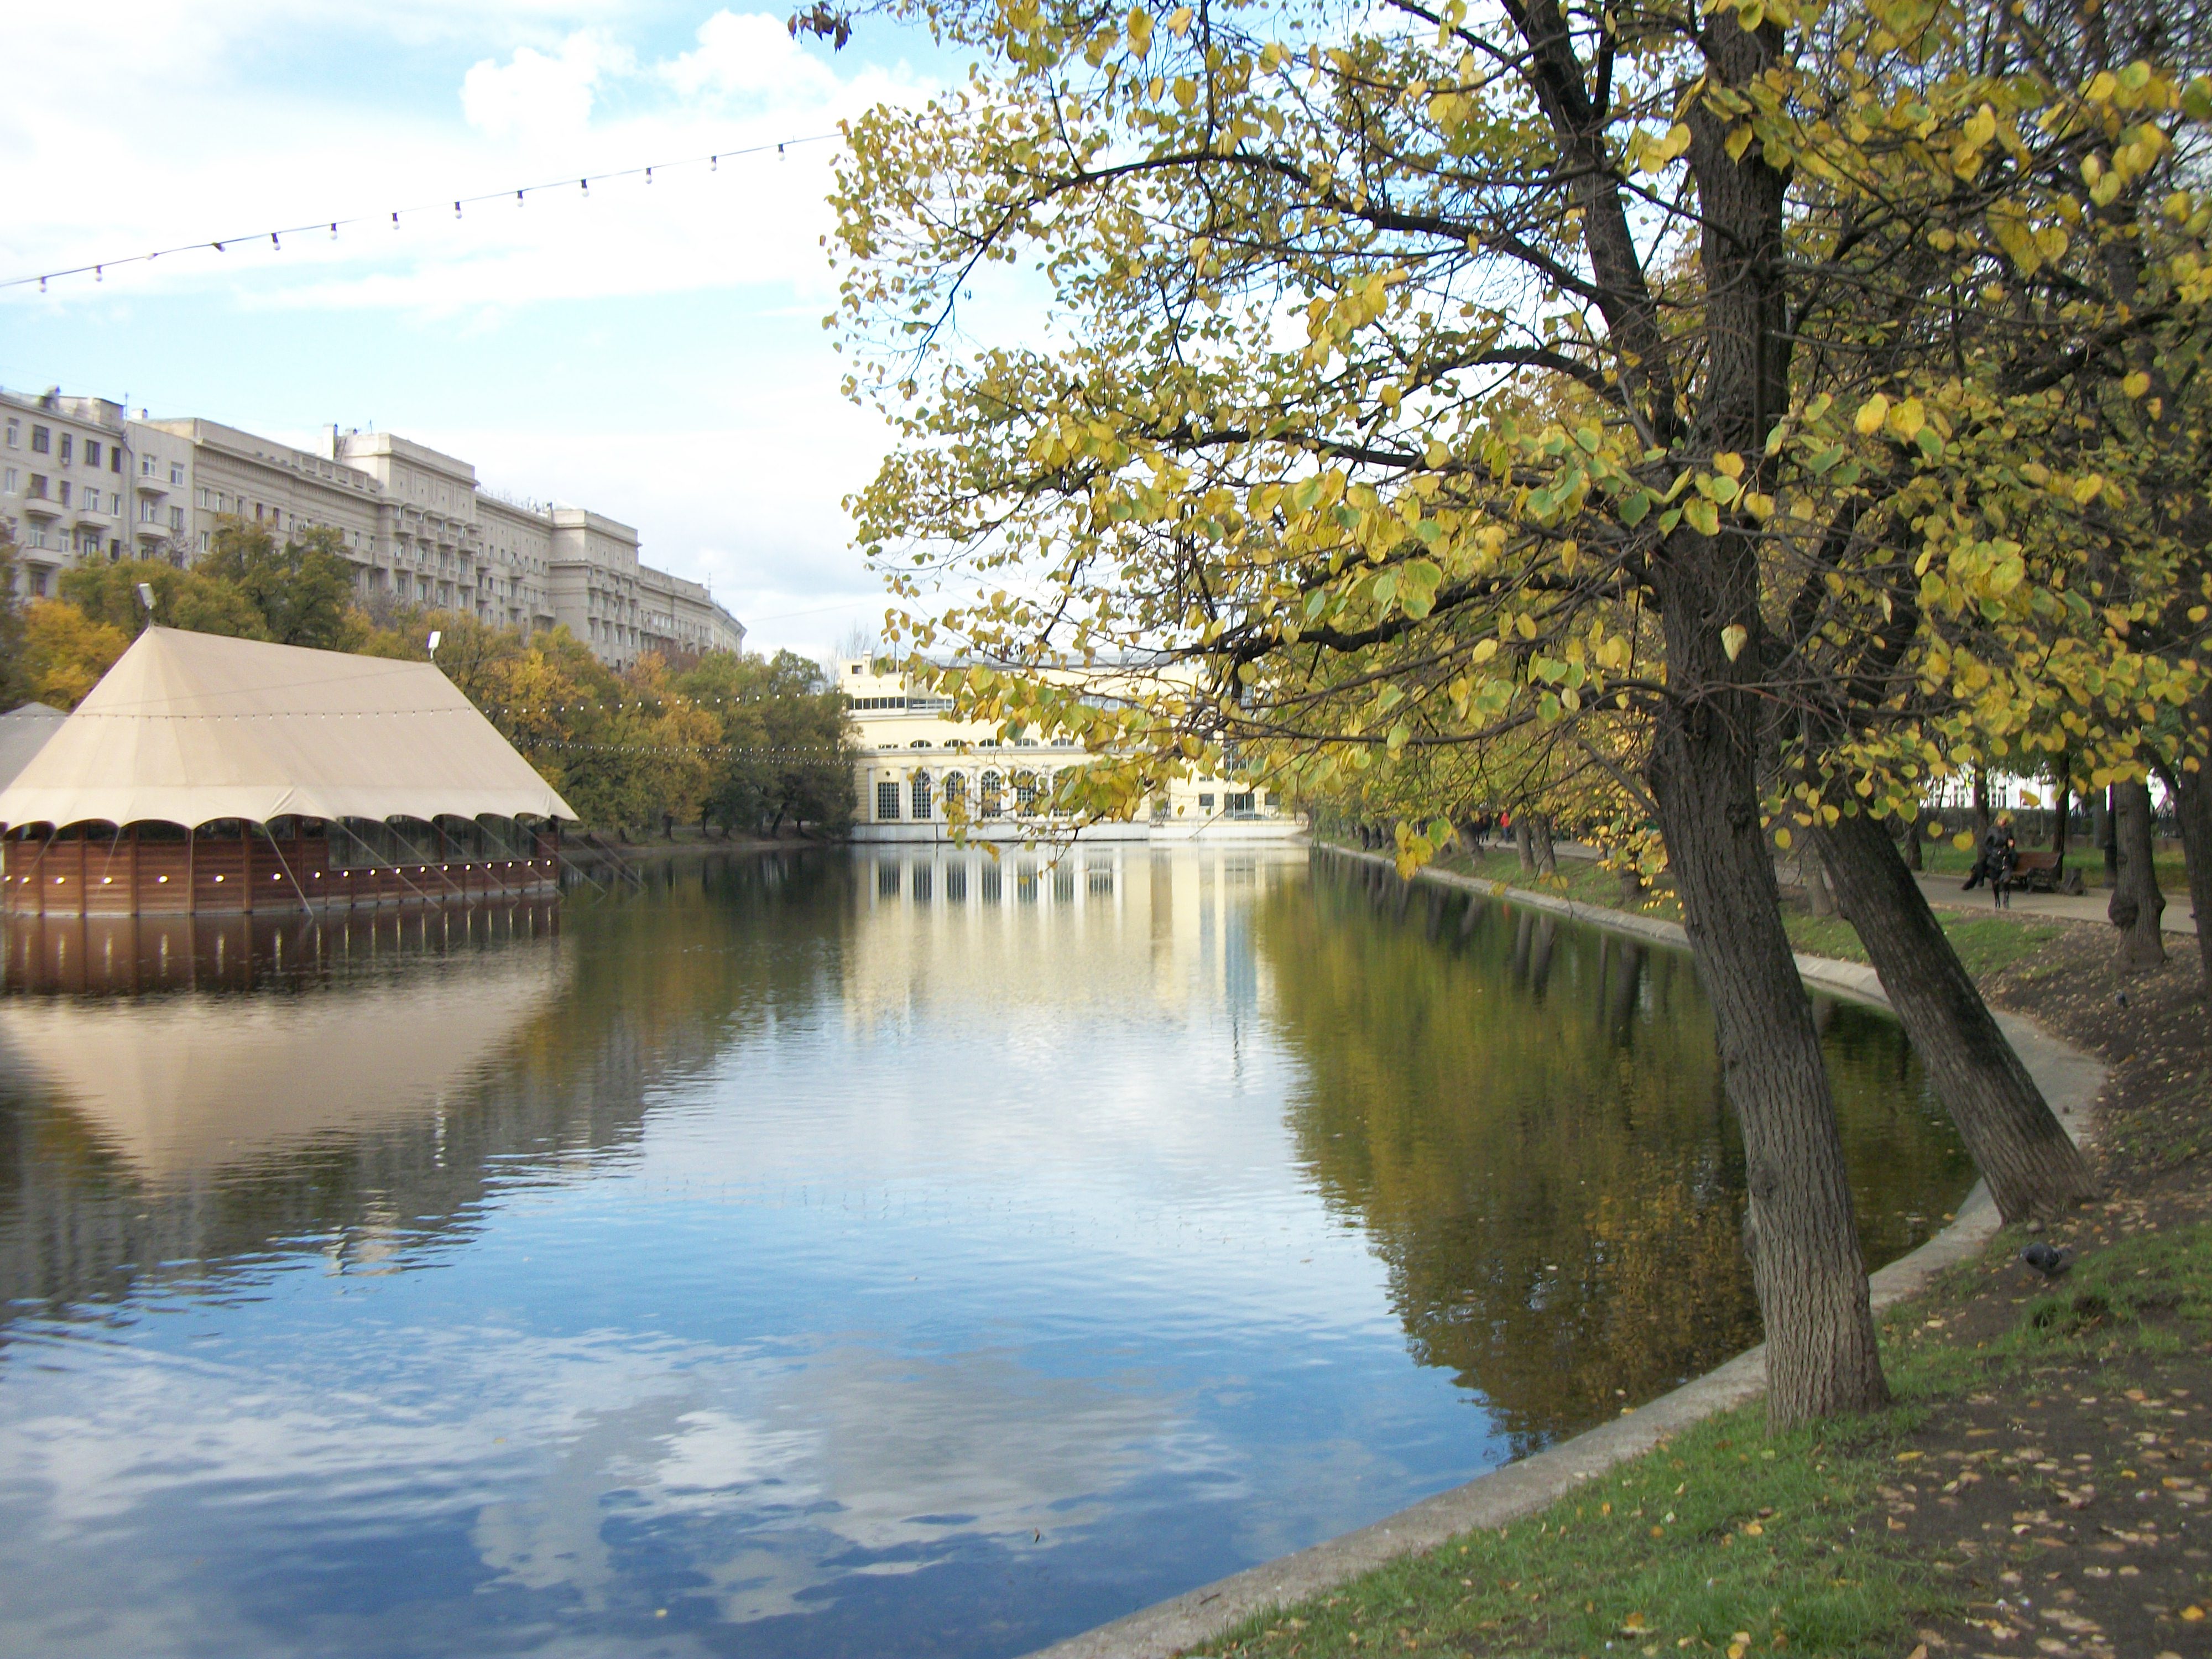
[663,10,842,103]
[0,4,943,637]
[462,30,633,140]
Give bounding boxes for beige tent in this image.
[0,703,67,797]
[0,627,576,830]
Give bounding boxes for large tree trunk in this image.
[2158,755,2212,1003]
[1650,718,1887,1426]
[1532,813,1558,878]
[1803,850,1838,916]
[2109,779,2166,968]
[1902,801,1923,872]
[1813,810,2099,1220]
[1514,815,1536,873]
[1972,768,1991,847]
[2094,785,2117,879]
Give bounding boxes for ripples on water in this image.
[0,848,1971,1658]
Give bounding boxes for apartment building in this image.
[0,384,745,668]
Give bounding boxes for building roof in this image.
[0,704,67,797]
[0,628,576,831]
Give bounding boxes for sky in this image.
[0,2,961,659]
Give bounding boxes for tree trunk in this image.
[2094,786,2117,878]
[1532,813,1558,878]
[2109,779,2166,968]
[1515,816,1536,873]
[1803,852,1837,916]
[1972,769,1991,847]
[1813,810,2099,1220]
[2051,772,2069,857]
[1647,687,1888,1427]
[2158,758,2212,1003]
[1903,801,1923,872]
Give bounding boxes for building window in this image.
[942,772,967,818]
[170,506,184,531]
[58,435,72,464]
[28,474,48,499]
[57,482,70,507]
[1013,771,1039,813]
[111,447,123,473]
[1198,793,1215,810]
[911,770,932,820]
[979,771,1003,819]
[876,780,901,822]
[4,419,17,448]
[28,567,48,597]
[171,463,185,486]
[2,468,14,494]
[30,426,50,454]
[83,441,100,468]
[1226,791,1255,816]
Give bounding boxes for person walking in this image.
[1985,816,2019,909]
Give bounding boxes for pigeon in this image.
[2020,1241,2073,1279]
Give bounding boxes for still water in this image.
[0,848,1971,1658]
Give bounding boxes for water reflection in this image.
[1262,858,1969,1451]
[0,849,1971,1658]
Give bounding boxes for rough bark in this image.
[2109,779,2166,968]
[1650,712,1889,1425]
[1532,813,1558,878]
[2158,756,2212,1003]
[1903,801,1923,872]
[1803,851,1838,916]
[2094,786,2117,878]
[1515,816,1536,873]
[1813,811,2099,1220]
[1972,769,1992,848]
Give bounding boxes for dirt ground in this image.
[1876,924,2211,1659]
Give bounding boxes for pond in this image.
[0,848,1973,1658]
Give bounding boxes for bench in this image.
[2006,850,2082,896]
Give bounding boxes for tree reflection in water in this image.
[1255,856,1973,1453]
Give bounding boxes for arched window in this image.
[1013,770,1038,814]
[911,769,933,820]
[943,772,968,818]
[979,770,1003,819]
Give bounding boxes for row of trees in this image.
[813,0,2211,1422]
[0,521,855,838]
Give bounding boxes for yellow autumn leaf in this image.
[1721,623,1748,661]
[2124,371,2151,398]
[1854,394,1890,436]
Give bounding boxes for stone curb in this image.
[1020,844,2107,1659]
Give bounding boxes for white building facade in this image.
[837,658,1305,843]
[0,385,744,668]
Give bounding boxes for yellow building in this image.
[835,657,1304,843]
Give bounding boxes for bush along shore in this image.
[1192,858,2208,1659]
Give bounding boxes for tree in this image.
[0,535,29,712]
[824,0,2210,1419]
[199,519,356,649]
[19,600,131,709]
[60,557,267,640]
[676,649,858,836]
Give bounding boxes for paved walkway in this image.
[1550,837,2198,936]
[1911,868,2197,935]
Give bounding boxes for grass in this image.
[1194,1222,2212,1658]
[1422,844,2064,978]
[1913,838,2188,893]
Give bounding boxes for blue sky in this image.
[0,2,960,657]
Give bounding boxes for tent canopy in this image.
[0,704,67,798]
[0,628,577,831]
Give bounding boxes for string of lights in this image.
[2,131,843,294]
